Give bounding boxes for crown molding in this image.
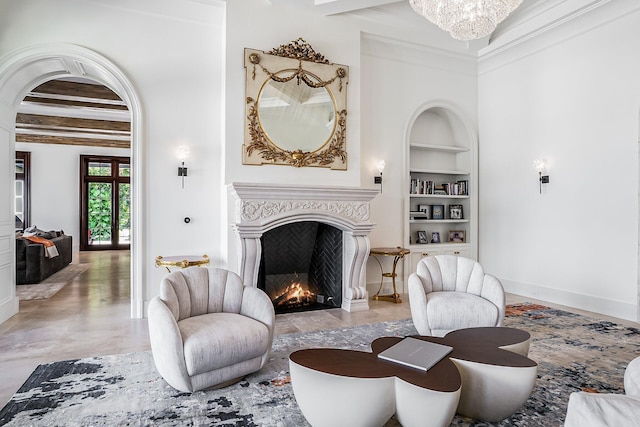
[479,0,640,72]
[361,33,477,76]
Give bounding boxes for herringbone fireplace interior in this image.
[258,221,342,313]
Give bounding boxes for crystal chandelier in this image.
[409,0,523,40]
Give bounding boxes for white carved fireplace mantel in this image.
[228,182,379,312]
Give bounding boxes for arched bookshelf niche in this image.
[404,102,478,279]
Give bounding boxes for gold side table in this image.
[155,254,210,273]
[370,246,410,304]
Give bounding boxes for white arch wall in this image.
[359,35,478,294]
[0,44,144,321]
[0,0,226,323]
[0,88,18,323]
[403,101,479,260]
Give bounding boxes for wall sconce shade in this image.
[177,145,190,162]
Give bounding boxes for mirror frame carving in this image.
[243,38,348,169]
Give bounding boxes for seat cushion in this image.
[426,291,499,332]
[565,392,640,427]
[179,312,270,376]
[625,357,640,397]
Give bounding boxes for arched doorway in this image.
[0,44,144,322]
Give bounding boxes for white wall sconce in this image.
[533,159,550,194]
[177,145,189,188]
[374,160,385,193]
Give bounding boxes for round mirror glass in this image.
[257,72,336,152]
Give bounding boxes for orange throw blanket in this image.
[21,235,60,258]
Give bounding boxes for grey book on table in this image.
[377,337,453,372]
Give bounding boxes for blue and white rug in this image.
[1,304,639,426]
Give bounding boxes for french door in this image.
[80,155,130,251]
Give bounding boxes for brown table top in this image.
[290,347,461,392]
[289,327,535,391]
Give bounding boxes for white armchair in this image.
[408,255,505,337]
[564,356,640,426]
[148,267,275,392]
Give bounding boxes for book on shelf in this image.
[409,178,468,196]
[410,179,434,195]
[377,337,453,372]
[443,181,468,196]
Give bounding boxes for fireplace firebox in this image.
[258,221,342,314]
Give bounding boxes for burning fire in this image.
[273,282,315,310]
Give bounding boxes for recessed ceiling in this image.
[16,78,131,149]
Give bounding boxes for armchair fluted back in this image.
[415,255,486,294]
[409,255,505,336]
[160,267,245,320]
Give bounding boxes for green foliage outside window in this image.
[119,183,131,243]
[87,163,130,245]
[88,182,112,243]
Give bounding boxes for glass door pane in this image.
[118,183,131,244]
[88,182,113,245]
[119,163,130,177]
[88,162,112,176]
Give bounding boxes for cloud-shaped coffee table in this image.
[289,327,537,427]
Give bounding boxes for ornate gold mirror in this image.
[244,39,348,169]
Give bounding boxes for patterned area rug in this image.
[16,264,90,301]
[1,303,639,426]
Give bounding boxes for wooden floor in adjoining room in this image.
[0,250,631,407]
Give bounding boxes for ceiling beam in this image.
[15,78,131,149]
[16,133,130,149]
[18,101,131,122]
[313,0,402,15]
[32,79,123,101]
[16,113,130,132]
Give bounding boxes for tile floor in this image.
[0,250,634,407]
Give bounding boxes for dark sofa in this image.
[16,232,73,285]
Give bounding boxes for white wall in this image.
[3,0,637,322]
[0,0,226,306]
[14,142,129,252]
[360,35,477,294]
[478,2,640,321]
[223,0,365,274]
[0,94,18,323]
[225,1,362,187]
[222,0,477,289]
[2,0,471,316]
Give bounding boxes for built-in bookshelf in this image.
[404,105,478,280]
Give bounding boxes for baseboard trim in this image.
[503,279,638,323]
